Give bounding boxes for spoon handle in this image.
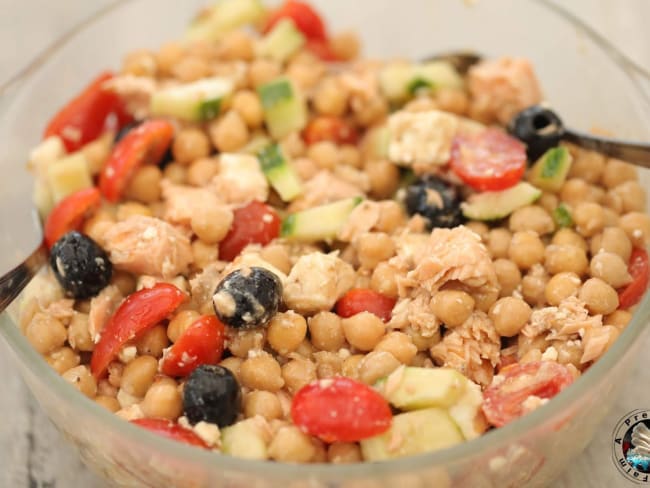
[0,245,47,313]
[564,129,650,168]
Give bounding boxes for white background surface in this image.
[0,1,649,487]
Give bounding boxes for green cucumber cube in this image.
[528,146,573,192]
[257,78,307,139]
[258,143,303,201]
[281,197,363,242]
[257,18,305,63]
[150,77,233,121]
[461,182,542,221]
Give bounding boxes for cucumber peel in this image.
[528,146,573,192]
[553,203,574,228]
[281,197,363,242]
[150,77,234,121]
[461,182,542,221]
[257,143,303,201]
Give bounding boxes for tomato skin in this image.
[43,188,101,250]
[450,129,527,191]
[218,201,281,261]
[264,0,328,41]
[303,116,358,145]
[618,248,650,309]
[44,72,130,152]
[90,283,186,378]
[98,119,174,203]
[482,361,574,427]
[335,289,396,322]
[291,377,392,442]
[305,39,339,61]
[131,419,208,449]
[161,316,226,377]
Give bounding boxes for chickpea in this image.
[404,325,440,352]
[590,252,632,288]
[171,56,210,82]
[267,311,308,355]
[307,141,339,170]
[370,262,399,298]
[356,232,395,269]
[339,144,362,168]
[552,228,588,251]
[62,365,97,399]
[573,202,605,238]
[111,270,136,296]
[191,240,219,270]
[172,128,211,165]
[244,391,283,421]
[95,396,121,412]
[435,87,469,115]
[191,204,233,244]
[341,312,386,351]
[141,378,183,420]
[163,162,187,184]
[509,206,554,235]
[46,347,80,374]
[560,179,591,206]
[209,110,249,153]
[228,329,266,358]
[609,181,646,213]
[487,228,512,259]
[619,212,650,247]
[465,221,489,242]
[579,278,619,315]
[313,77,348,117]
[430,290,474,327]
[240,353,284,392]
[375,201,406,234]
[313,351,343,379]
[569,149,606,183]
[217,30,254,61]
[553,341,583,369]
[494,259,522,297]
[544,272,581,306]
[517,334,549,360]
[156,41,185,76]
[248,59,281,88]
[187,157,219,187]
[286,57,325,92]
[308,312,346,352]
[341,354,364,379]
[489,297,531,337]
[282,358,317,394]
[268,426,316,463]
[166,310,200,343]
[521,265,550,307]
[26,313,67,355]
[601,158,637,189]
[108,362,124,388]
[603,207,620,227]
[219,357,243,383]
[358,351,401,385]
[330,31,361,61]
[605,310,632,330]
[374,332,417,365]
[544,245,589,276]
[365,160,401,199]
[122,49,157,77]
[121,356,158,398]
[328,442,362,463]
[116,202,152,221]
[508,231,545,270]
[125,165,162,204]
[538,192,559,214]
[68,313,94,352]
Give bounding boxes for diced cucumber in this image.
[186,0,265,42]
[150,77,233,122]
[28,136,66,177]
[257,18,305,64]
[360,408,463,461]
[257,77,307,139]
[379,60,463,102]
[221,418,268,460]
[46,153,93,203]
[448,380,486,440]
[417,60,464,91]
[240,133,272,155]
[461,182,542,221]
[281,197,363,242]
[375,366,467,411]
[528,146,573,192]
[553,203,574,228]
[379,63,413,102]
[257,143,302,201]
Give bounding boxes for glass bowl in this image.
[1,1,649,486]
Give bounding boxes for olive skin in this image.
[405,176,465,229]
[508,105,564,163]
[212,267,282,329]
[49,231,112,299]
[183,365,241,428]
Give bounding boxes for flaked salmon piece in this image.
[88,285,123,343]
[410,226,499,302]
[430,311,500,386]
[337,200,401,242]
[467,57,542,125]
[103,75,157,120]
[333,165,370,193]
[161,180,228,226]
[211,153,268,205]
[580,326,615,364]
[288,170,364,212]
[104,215,193,278]
[189,262,227,311]
[283,252,355,314]
[522,296,602,341]
[388,293,440,338]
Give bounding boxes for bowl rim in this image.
[1,0,650,480]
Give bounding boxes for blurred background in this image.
[0,0,648,486]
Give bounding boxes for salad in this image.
[19,0,650,464]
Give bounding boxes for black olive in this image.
[183,365,241,428]
[212,267,282,329]
[49,231,112,299]
[508,105,565,163]
[405,176,465,229]
[115,121,173,167]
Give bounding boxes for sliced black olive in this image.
[405,176,465,229]
[49,231,112,299]
[212,267,282,329]
[183,365,241,428]
[508,105,564,163]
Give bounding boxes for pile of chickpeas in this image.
[19,15,650,464]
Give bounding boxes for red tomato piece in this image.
[131,419,208,449]
[90,283,186,378]
[450,129,527,191]
[291,377,392,443]
[482,361,574,427]
[161,316,226,377]
[335,288,396,322]
[98,119,174,203]
[618,248,650,309]
[264,0,328,41]
[218,201,281,261]
[303,116,359,145]
[305,39,340,62]
[43,188,101,249]
[44,71,129,152]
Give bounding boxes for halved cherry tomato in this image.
[44,72,131,152]
[264,0,328,41]
[90,283,186,378]
[335,288,396,322]
[98,119,174,203]
[450,129,527,191]
[618,248,650,309]
[161,316,226,377]
[218,201,281,261]
[482,361,574,427]
[131,418,208,449]
[303,116,359,145]
[291,377,392,443]
[305,39,339,62]
[43,187,101,250]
